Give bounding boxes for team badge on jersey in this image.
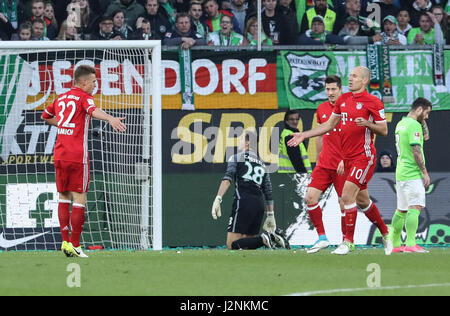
[414,132,421,141]
[356,102,363,110]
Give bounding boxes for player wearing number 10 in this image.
[211,131,289,250]
[41,65,126,258]
[287,66,393,255]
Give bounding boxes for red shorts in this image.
[54,160,90,193]
[309,165,345,196]
[344,155,375,190]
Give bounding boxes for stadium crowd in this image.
[0,0,449,46]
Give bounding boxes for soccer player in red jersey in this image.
[288,66,393,255]
[42,65,126,258]
[305,75,346,254]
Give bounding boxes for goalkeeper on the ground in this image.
[211,130,289,250]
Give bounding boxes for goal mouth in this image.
[0,41,162,251]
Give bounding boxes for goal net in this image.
[0,41,162,251]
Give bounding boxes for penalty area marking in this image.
[286,283,450,296]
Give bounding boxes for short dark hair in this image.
[74,65,96,83]
[411,97,432,111]
[176,12,190,23]
[284,110,299,122]
[325,75,342,88]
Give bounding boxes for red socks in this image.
[308,200,387,243]
[362,202,389,236]
[70,204,86,248]
[341,209,346,240]
[344,204,358,243]
[307,204,325,236]
[58,200,71,242]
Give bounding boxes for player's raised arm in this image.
[287,114,341,147]
[91,108,126,132]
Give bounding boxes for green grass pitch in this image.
[1,247,449,296]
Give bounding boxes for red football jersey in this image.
[316,101,343,170]
[42,87,97,164]
[331,90,386,160]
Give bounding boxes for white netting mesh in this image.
[0,45,159,251]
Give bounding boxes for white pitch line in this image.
[286,283,450,296]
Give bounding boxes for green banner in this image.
[279,50,450,112]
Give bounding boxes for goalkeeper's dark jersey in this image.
[223,150,274,205]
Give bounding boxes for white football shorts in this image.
[396,179,426,210]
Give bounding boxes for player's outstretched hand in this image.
[263,211,276,233]
[211,196,222,220]
[287,133,305,147]
[109,117,126,132]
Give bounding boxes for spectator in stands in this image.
[296,0,336,31]
[30,0,58,39]
[230,0,254,34]
[207,14,244,45]
[70,0,99,40]
[407,11,445,44]
[129,18,160,39]
[203,0,241,33]
[409,0,433,27]
[164,12,206,48]
[189,1,208,39]
[0,0,19,29]
[112,9,133,38]
[31,18,50,40]
[106,0,145,29]
[158,0,176,27]
[0,12,14,40]
[260,0,296,44]
[136,0,172,39]
[378,0,400,22]
[380,15,407,45]
[431,5,448,43]
[396,9,412,36]
[376,150,396,172]
[339,15,382,44]
[57,19,81,40]
[298,15,344,45]
[10,21,32,40]
[90,14,123,39]
[278,0,300,40]
[242,15,273,46]
[333,0,379,36]
[44,1,58,31]
[300,0,337,34]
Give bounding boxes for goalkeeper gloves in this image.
[211,196,222,220]
[263,211,276,233]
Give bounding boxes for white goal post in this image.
[0,40,162,251]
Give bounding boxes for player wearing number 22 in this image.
[41,65,126,258]
[211,131,289,250]
[287,66,393,255]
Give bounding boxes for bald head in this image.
[355,66,370,80]
[349,66,370,93]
